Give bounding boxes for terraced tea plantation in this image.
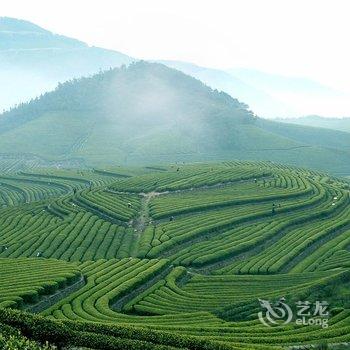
[1,161,350,349]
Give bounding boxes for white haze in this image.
[2,0,350,117]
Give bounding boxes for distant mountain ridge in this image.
[277,115,350,133]
[0,61,349,174]
[0,17,86,50]
[227,68,348,118]
[157,60,296,118]
[0,17,134,112]
[228,68,339,95]
[2,16,347,119]
[0,17,48,33]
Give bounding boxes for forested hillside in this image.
[0,61,350,174]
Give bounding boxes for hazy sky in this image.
[2,0,350,116]
[2,0,350,87]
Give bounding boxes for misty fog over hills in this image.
[277,115,350,133]
[3,3,350,349]
[1,61,350,174]
[1,17,348,119]
[1,17,350,175]
[0,17,133,112]
[156,60,297,118]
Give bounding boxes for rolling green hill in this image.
[0,61,349,174]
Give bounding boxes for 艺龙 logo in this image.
[258,298,329,328]
[258,298,293,326]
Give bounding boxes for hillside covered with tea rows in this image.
[1,160,350,349]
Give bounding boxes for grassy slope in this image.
[0,111,349,174]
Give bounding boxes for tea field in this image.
[1,161,350,349]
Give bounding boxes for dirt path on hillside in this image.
[131,191,162,233]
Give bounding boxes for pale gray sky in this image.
[2,0,350,115]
